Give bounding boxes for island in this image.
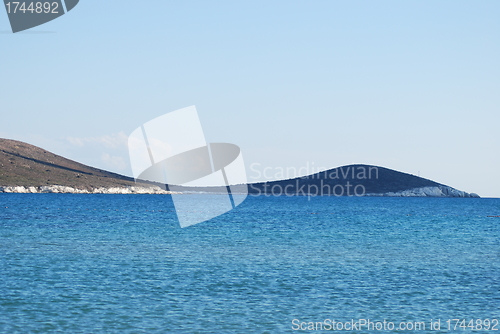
[0,138,480,197]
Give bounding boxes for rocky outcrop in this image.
[367,186,480,198]
[0,185,174,194]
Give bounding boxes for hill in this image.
[245,164,479,197]
[0,138,164,193]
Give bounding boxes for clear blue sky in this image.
[1,1,499,197]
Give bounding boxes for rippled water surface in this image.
[1,194,499,333]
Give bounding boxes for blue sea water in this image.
[0,194,499,333]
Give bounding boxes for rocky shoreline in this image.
[0,185,174,194]
[0,185,480,197]
[366,186,480,198]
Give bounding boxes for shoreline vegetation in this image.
[0,138,479,197]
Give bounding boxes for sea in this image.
[0,194,499,333]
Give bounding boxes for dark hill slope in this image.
[246,164,469,196]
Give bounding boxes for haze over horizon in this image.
[1,1,499,197]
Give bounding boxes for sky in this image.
[1,0,499,197]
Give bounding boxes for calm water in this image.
[0,194,499,333]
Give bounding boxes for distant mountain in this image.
[245,164,479,197]
[0,138,164,193]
